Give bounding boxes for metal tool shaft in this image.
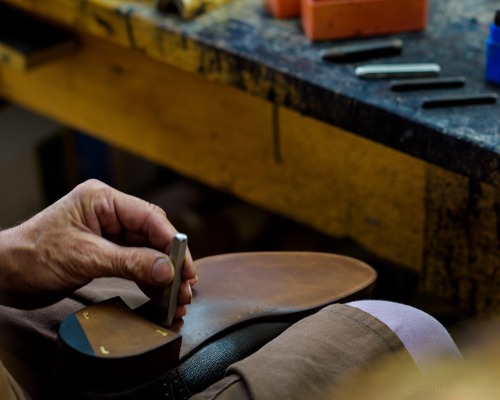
[160,233,187,326]
[355,63,441,79]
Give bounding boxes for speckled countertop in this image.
[154,0,500,184]
[3,0,499,183]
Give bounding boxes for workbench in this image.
[0,0,498,315]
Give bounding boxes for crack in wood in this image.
[272,102,282,164]
[121,7,138,50]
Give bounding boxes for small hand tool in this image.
[160,233,188,326]
[421,93,498,108]
[390,77,466,91]
[320,38,403,63]
[355,63,441,79]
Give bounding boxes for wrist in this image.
[0,224,36,306]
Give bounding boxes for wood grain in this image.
[1,30,499,314]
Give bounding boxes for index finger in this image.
[105,187,197,283]
[78,180,197,282]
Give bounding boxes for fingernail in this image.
[152,257,173,284]
[188,275,198,287]
[187,283,193,304]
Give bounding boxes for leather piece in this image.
[58,252,376,399]
[170,252,377,360]
[82,321,291,400]
[57,298,182,393]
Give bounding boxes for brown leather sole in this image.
[57,252,376,396]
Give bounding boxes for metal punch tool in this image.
[160,233,188,326]
[355,63,441,79]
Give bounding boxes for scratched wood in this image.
[0,31,498,314]
[0,0,499,186]
[423,170,500,315]
[277,106,428,271]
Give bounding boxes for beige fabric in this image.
[192,375,247,399]
[193,304,417,400]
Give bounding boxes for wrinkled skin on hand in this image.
[0,179,196,318]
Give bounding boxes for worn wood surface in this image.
[0,0,499,185]
[0,31,426,271]
[423,169,500,314]
[0,28,498,314]
[0,1,499,315]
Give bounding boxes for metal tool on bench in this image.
[390,77,466,92]
[355,63,441,79]
[320,39,404,63]
[421,93,498,108]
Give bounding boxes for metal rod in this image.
[160,233,188,326]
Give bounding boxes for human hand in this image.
[0,179,196,316]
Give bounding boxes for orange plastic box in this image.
[301,0,428,41]
[265,0,301,19]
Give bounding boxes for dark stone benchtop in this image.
[5,0,499,183]
[151,0,499,184]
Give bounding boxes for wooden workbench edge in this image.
[1,0,498,185]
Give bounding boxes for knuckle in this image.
[79,179,106,193]
[148,202,167,218]
[72,179,109,202]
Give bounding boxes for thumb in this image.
[100,243,175,287]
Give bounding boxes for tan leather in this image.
[57,252,376,393]
[60,252,376,361]
[75,298,181,358]
[172,252,376,359]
